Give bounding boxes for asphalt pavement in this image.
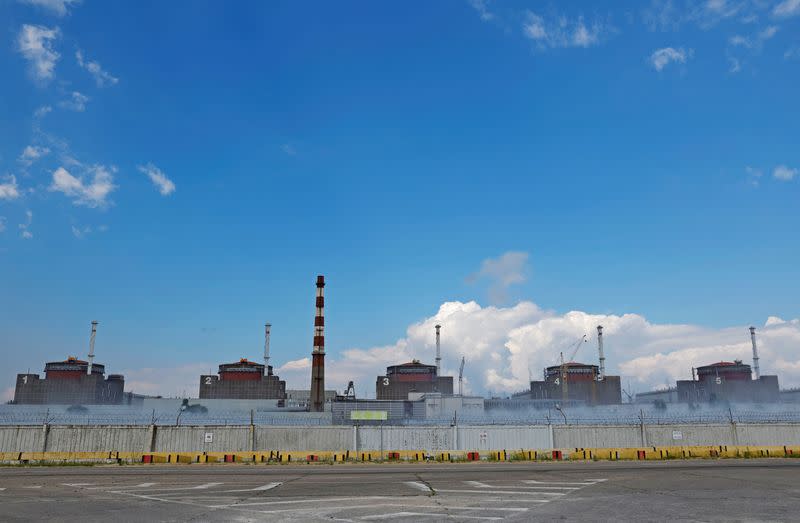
[1,459,798,522]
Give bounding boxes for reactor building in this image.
[522,326,622,405]
[676,327,779,403]
[199,324,287,400]
[375,325,454,400]
[13,321,127,405]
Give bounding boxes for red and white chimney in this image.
[310,275,326,412]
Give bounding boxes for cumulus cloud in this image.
[138,163,176,196]
[19,210,33,239]
[19,145,50,166]
[59,91,89,112]
[522,10,611,49]
[275,300,800,399]
[774,0,800,18]
[468,0,494,22]
[76,49,118,87]
[649,47,692,71]
[49,165,116,208]
[18,0,80,17]
[467,251,529,304]
[773,164,797,181]
[17,25,60,83]
[0,175,21,200]
[33,105,52,119]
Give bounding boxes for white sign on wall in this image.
[204,432,213,443]
[672,430,683,440]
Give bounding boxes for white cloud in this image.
[468,251,529,304]
[649,47,692,71]
[786,46,800,60]
[272,300,800,398]
[0,175,21,200]
[281,144,296,156]
[774,0,800,18]
[76,49,118,87]
[17,25,60,83]
[33,105,52,119]
[276,358,311,372]
[0,217,6,233]
[49,165,116,208]
[18,0,80,17]
[19,145,50,166]
[773,164,797,181]
[138,163,176,196]
[522,11,611,49]
[468,0,494,22]
[19,210,33,239]
[59,91,89,112]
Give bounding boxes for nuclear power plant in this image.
[7,277,796,418]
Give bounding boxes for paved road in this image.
[1,460,798,522]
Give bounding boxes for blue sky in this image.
[1,0,799,399]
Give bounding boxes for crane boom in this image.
[560,334,587,402]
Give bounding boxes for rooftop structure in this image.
[199,358,286,400]
[376,359,454,400]
[14,356,125,405]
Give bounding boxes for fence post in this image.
[250,409,256,452]
[639,409,646,447]
[41,423,50,453]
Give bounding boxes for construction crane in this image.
[458,356,465,396]
[559,334,587,402]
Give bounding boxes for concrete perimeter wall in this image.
[1,423,799,453]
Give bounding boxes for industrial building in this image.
[517,326,622,405]
[199,321,288,400]
[13,357,126,405]
[375,325,454,400]
[13,321,128,405]
[199,359,286,400]
[376,360,454,400]
[637,327,781,404]
[677,360,779,403]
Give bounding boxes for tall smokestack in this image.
[435,324,441,375]
[597,325,605,381]
[310,275,326,412]
[87,320,98,375]
[264,323,271,369]
[750,326,760,380]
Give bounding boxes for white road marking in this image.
[0,488,5,491]
[360,512,502,521]
[22,486,42,489]
[112,482,225,493]
[436,489,554,499]
[464,481,577,491]
[209,496,395,508]
[192,482,224,490]
[134,482,157,488]
[523,479,599,486]
[403,481,433,493]
[222,482,282,493]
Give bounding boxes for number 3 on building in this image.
[382,377,389,386]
